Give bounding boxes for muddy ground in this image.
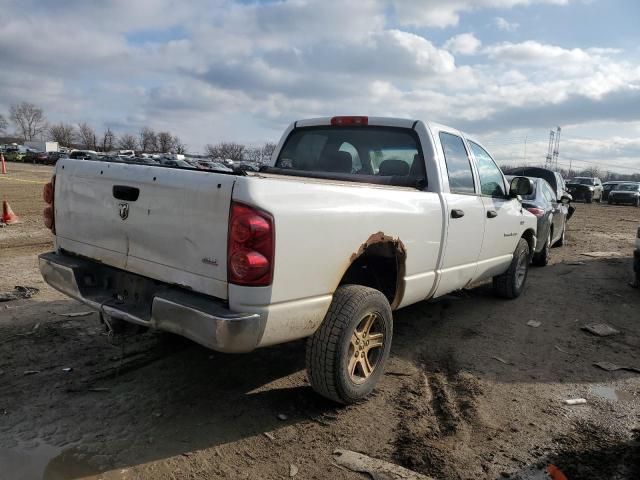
[1,162,639,480]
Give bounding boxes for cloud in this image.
[391,0,569,28]
[444,33,482,55]
[494,16,520,32]
[0,0,639,171]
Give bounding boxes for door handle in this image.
[451,209,465,219]
[113,185,140,201]
[487,210,498,218]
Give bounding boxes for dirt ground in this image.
[1,162,639,480]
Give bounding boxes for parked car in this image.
[503,166,575,220]
[566,177,603,203]
[160,158,192,168]
[68,150,98,160]
[39,116,537,404]
[507,176,569,266]
[602,181,622,201]
[196,159,233,172]
[608,183,640,207]
[3,145,25,161]
[634,225,640,287]
[24,151,50,164]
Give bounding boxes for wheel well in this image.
[339,233,406,309]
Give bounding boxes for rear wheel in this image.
[554,226,565,247]
[533,229,551,266]
[493,238,530,299]
[306,285,392,404]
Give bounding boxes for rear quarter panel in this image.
[230,175,444,346]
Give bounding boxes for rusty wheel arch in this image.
[340,232,407,310]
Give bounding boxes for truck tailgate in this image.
[54,159,235,299]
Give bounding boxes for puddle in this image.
[0,443,60,480]
[590,385,634,402]
[0,443,96,480]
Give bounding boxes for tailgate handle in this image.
[113,185,140,201]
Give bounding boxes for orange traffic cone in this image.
[1,153,6,174]
[1,200,20,224]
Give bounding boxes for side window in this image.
[542,182,556,203]
[338,142,360,172]
[439,132,475,194]
[468,141,506,197]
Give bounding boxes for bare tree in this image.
[0,114,7,134]
[101,128,116,152]
[244,142,277,164]
[10,102,47,140]
[173,136,186,154]
[118,133,137,150]
[260,142,276,164]
[48,123,75,147]
[76,122,97,150]
[157,131,175,153]
[139,127,157,153]
[244,146,262,163]
[205,142,245,161]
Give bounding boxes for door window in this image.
[468,141,506,197]
[440,132,475,194]
[541,182,556,203]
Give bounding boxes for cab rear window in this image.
[272,126,426,188]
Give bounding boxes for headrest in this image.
[319,151,352,173]
[379,159,409,176]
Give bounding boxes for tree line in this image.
[0,101,277,162]
[0,101,186,153]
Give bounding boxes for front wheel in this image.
[306,285,392,404]
[586,194,593,204]
[493,237,530,299]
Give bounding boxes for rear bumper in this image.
[39,251,265,353]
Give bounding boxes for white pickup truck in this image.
[40,116,536,404]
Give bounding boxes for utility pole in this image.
[523,135,527,164]
[545,129,555,169]
[552,126,561,171]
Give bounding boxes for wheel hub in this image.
[348,312,385,384]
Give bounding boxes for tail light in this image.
[330,116,368,126]
[43,175,55,233]
[526,207,545,218]
[228,202,274,286]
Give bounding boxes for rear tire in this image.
[554,226,565,247]
[493,238,530,299]
[533,229,551,266]
[306,285,392,404]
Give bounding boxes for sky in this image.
[1,0,640,174]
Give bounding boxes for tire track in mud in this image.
[392,355,485,479]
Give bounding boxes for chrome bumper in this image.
[39,252,265,353]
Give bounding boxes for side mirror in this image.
[509,176,533,198]
[560,195,571,205]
